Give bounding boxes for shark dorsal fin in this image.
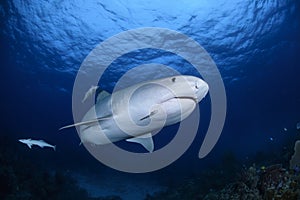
[126,133,154,153]
[96,90,110,103]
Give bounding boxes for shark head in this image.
[157,75,209,104]
[183,76,209,103]
[19,139,31,143]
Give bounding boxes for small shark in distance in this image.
[18,139,56,151]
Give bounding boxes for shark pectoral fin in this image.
[139,110,158,121]
[59,115,112,131]
[126,133,154,153]
[26,144,32,149]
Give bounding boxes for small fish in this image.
[284,128,287,132]
[82,85,99,103]
[269,137,274,141]
[19,139,56,151]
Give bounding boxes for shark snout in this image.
[195,80,209,102]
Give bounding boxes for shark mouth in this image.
[162,96,198,105]
[159,95,198,105]
[173,96,198,104]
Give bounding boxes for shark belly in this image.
[161,98,197,126]
[79,99,130,145]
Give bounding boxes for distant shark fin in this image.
[59,115,111,131]
[96,90,110,103]
[126,133,154,153]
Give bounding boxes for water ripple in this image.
[1,0,299,89]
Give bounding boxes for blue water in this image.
[1,0,300,199]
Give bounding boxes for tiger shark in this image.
[60,75,209,152]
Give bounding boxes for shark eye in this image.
[195,82,199,89]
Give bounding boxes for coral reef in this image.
[204,164,300,200]
[258,164,299,200]
[148,155,300,200]
[3,133,300,200]
[203,182,262,200]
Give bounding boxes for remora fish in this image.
[19,139,56,151]
[82,85,99,103]
[60,75,209,152]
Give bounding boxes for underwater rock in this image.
[290,140,300,170]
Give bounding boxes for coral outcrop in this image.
[290,140,300,170]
